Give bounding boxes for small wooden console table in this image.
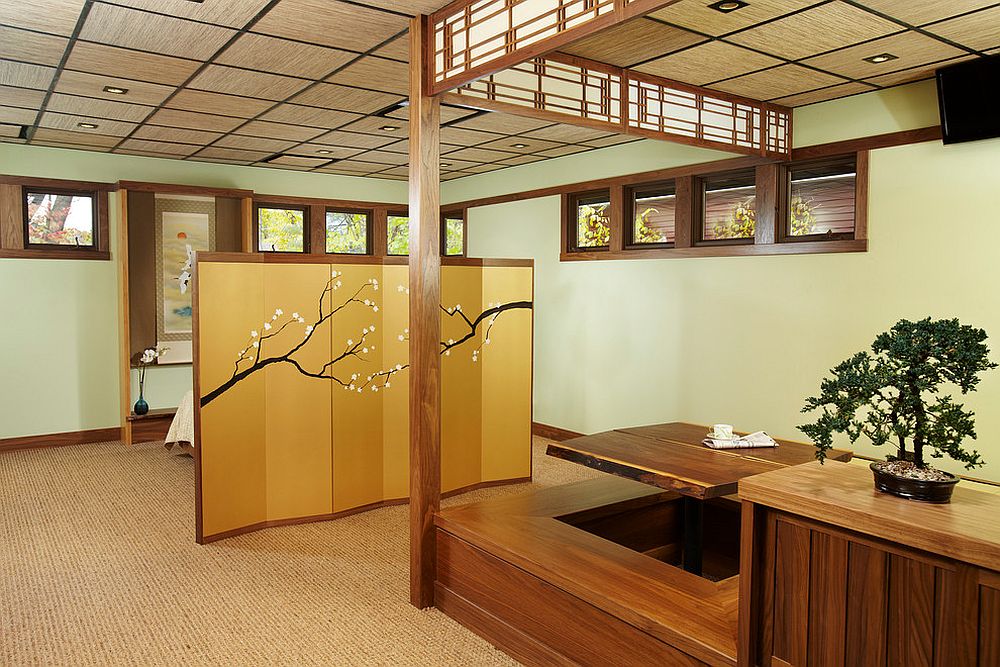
[547,422,851,574]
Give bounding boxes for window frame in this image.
[697,169,758,247]
[324,206,373,256]
[779,154,858,245]
[254,202,310,254]
[566,189,612,252]
[441,210,467,257]
[625,180,676,250]
[22,187,100,251]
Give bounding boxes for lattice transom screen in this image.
[456,56,623,126]
[430,0,662,93]
[450,55,792,158]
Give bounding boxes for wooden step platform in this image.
[435,476,740,666]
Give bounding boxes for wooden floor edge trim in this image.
[434,583,579,667]
[0,427,122,452]
[199,475,531,544]
[531,422,584,442]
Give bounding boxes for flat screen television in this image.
[936,55,1000,145]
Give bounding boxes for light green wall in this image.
[0,143,405,439]
[460,82,1000,482]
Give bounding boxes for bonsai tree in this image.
[799,317,995,471]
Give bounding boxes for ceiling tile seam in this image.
[105,0,290,153]
[197,28,413,168]
[837,0,987,55]
[24,0,98,142]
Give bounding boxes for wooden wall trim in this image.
[790,126,941,161]
[117,181,253,198]
[253,193,403,209]
[0,175,116,191]
[0,427,122,452]
[532,422,584,441]
[560,238,867,261]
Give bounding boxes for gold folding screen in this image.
[193,255,533,543]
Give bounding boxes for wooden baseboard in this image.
[532,422,584,442]
[0,427,122,453]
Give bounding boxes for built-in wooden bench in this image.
[435,476,740,666]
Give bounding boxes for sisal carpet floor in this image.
[0,437,600,666]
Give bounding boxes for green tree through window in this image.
[258,207,304,252]
[326,211,368,254]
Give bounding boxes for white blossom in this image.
[251,330,259,338]
[252,341,259,348]
[263,322,271,331]
[292,312,299,319]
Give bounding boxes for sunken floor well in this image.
[0,436,599,666]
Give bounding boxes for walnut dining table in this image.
[546,421,853,575]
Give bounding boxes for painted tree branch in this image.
[200,277,532,407]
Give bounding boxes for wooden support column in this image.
[408,14,442,610]
[609,184,625,253]
[754,164,781,245]
[674,175,696,248]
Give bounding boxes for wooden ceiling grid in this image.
[1,0,996,180]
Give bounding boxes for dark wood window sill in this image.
[560,238,867,261]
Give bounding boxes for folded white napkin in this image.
[703,430,778,449]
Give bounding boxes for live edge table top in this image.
[546,422,853,500]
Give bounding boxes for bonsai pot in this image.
[870,461,959,503]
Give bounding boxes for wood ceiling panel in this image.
[165,89,274,118]
[311,129,398,149]
[326,57,409,95]
[438,157,489,171]
[0,26,68,66]
[338,116,409,138]
[0,0,86,36]
[214,134,298,153]
[215,33,355,79]
[536,145,592,158]
[146,108,245,132]
[290,83,403,114]
[0,125,23,138]
[260,104,359,129]
[459,164,506,174]
[0,106,36,125]
[441,146,522,162]
[291,143,365,159]
[476,137,564,154]
[54,70,176,106]
[107,0,273,28]
[518,123,616,144]
[116,138,199,155]
[712,64,847,100]
[633,41,783,86]
[188,65,310,101]
[46,93,152,122]
[252,0,409,52]
[772,81,876,106]
[726,1,902,60]
[345,150,408,165]
[438,126,504,146]
[372,165,408,176]
[32,140,111,152]
[38,111,137,136]
[233,120,325,142]
[315,160,384,173]
[386,104,478,124]
[498,154,546,166]
[193,146,270,162]
[856,0,997,27]
[451,112,554,134]
[861,55,977,87]
[267,155,332,167]
[0,86,46,109]
[374,34,409,62]
[132,124,223,144]
[561,18,705,67]
[65,42,200,86]
[32,127,120,147]
[0,60,56,90]
[79,3,236,60]
[924,6,1000,51]
[802,31,967,80]
[648,0,817,37]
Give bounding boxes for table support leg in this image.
[682,497,703,576]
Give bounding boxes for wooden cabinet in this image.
[738,462,1000,667]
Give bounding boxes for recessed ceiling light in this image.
[709,0,748,12]
[511,143,528,148]
[440,162,452,168]
[317,149,332,154]
[379,125,399,132]
[863,53,898,64]
[77,122,99,129]
[103,85,128,95]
